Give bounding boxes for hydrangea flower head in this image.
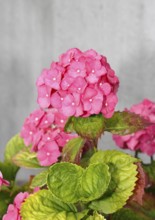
[37,48,119,118]
[3,192,29,220]
[113,99,155,155]
[20,108,77,166]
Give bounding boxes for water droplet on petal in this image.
[78,87,81,91]
[61,97,64,101]
[29,131,33,135]
[60,119,64,123]
[92,69,95,73]
[53,77,56,81]
[46,94,49,97]
[77,69,80,73]
[89,99,93,102]
[47,137,51,140]
[44,120,48,124]
[35,117,39,121]
[72,102,75,106]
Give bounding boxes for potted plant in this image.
[0,48,155,220]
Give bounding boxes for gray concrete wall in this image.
[1,0,155,178]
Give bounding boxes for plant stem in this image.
[135,150,139,158]
[150,155,154,163]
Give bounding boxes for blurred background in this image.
[1,0,155,179]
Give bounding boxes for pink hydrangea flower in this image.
[36,48,119,118]
[37,141,60,166]
[0,171,9,188]
[20,108,77,166]
[3,192,29,220]
[113,99,155,156]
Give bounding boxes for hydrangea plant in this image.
[0,48,155,220]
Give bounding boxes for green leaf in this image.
[143,160,155,183]
[0,161,19,181]
[112,208,149,220]
[30,169,49,189]
[104,111,150,135]
[62,137,85,163]
[0,191,13,219]
[64,116,75,133]
[80,163,111,202]
[86,211,106,219]
[21,189,88,220]
[13,147,41,168]
[128,193,155,219]
[65,114,104,139]
[3,134,26,177]
[89,150,138,214]
[4,134,26,162]
[47,163,83,203]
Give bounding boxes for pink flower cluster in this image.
[3,192,29,220]
[37,48,119,118]
[20,108,77,166]
[113,99,155,156]
[0,171,9,188]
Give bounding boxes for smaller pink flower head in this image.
[3,192,29,220]
[113,99,155,156]
[0,171,9,187]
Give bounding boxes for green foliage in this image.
[65,114,104,139]
[86,211,106,219]
[89,150,138,214]
[104,111,149,135]
[4,134,26,162]
[80,163,110,202]
[143,161,155,183]
[111,208,149,220]
[65,111,149,138]
[0,191,13,219]
[47,162,111,203]
[30,169,49,189]
[0,161,19,181]
[21,189,88,220]
[1,134,26,180]
[13,147,41,168]
[47,162,83,203]
[62,137,85,163]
